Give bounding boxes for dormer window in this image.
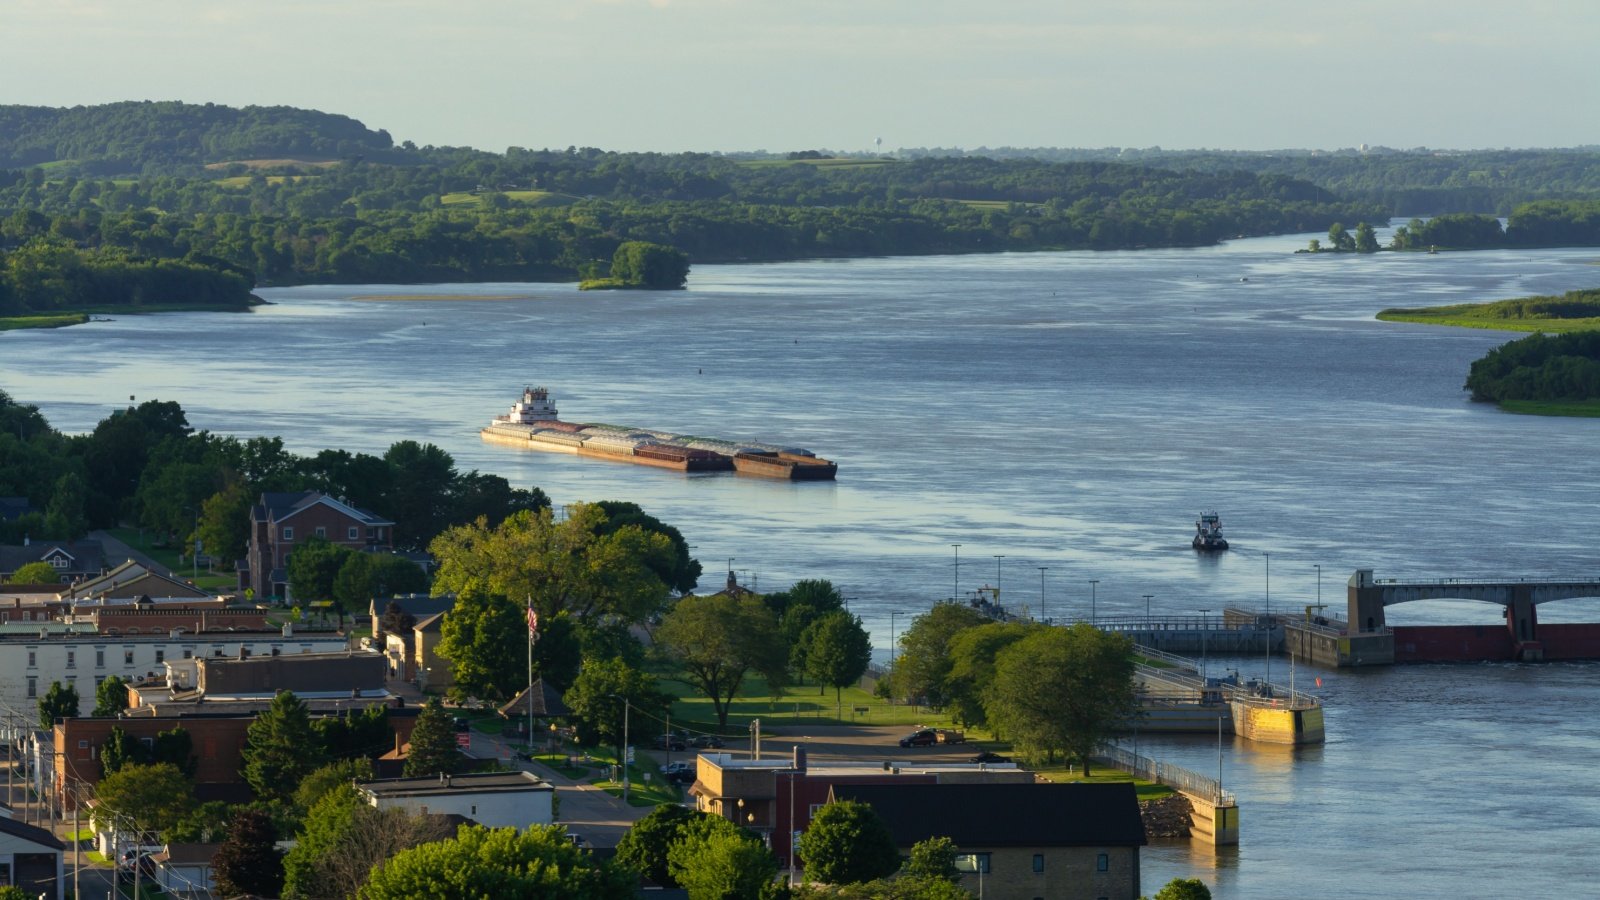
[50,556,68,568]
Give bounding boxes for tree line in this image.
[1465,330,1600,405]
[0,239,255,317]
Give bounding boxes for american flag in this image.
[527,606,539,637]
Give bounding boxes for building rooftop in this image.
[830,782,1147,848]
[359,770,550,799]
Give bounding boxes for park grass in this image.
[1497,398,1600,417]
[105,527,238,593]
[213,174,313,187]
[952,199,1039,210]
[658,671,953,731]
[0,312,88,331]
[203,158,341,170]
[1031,759,1175,800]
[581,747,683,807]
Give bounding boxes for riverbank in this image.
[0,299,264,332]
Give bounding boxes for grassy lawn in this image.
[659,672,954,731]
[1376,294,1600,334]
[213,174,313,187]
[1031,760,1175,800]
[578,747,683,806]
[105,527,238,593]
[533,752,591,779]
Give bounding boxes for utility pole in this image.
[1037,567,1048,622]
[1089,579,1100,623]
[622,697,630,804]
[951,544,961,600]
[1143,594,1154,624]
[993,556,1005,598]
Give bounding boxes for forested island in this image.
[1378,289,1600,416]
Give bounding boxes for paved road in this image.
[467,729,650,849]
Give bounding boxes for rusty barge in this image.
[481,387,837,481]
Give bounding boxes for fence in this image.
[1097,743,1232,805]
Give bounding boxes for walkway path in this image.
[467,727,649,848]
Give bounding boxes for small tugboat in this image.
[1193,511,1229,551]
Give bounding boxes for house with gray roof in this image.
[240,491,394,602]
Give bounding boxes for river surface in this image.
[5,228,1600,895]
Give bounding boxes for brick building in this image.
[689,749,1033,873]
[240,492,394,602]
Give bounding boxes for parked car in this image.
[452,717,471,733]
[971,751,1010,764]
[659,760,694,777]
[653,732,688,751]
[691,735,725,749]
[898,729,938,748]
[567,833,591,850]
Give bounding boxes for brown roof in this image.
[497,679,571,718]
[197,651,385,696]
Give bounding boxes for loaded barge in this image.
[481,387,837,481]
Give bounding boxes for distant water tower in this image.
[874,136,882,155]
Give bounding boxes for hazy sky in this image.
[3,0,1595,153]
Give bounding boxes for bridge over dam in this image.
[1288,568,1600,666]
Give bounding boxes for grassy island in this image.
[1379,290,1600,417]
[1377,289,1600,333]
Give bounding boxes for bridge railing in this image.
[1093,615,1264,632]
[1098,742,1233,806]
[1134,645,1201,671]
[1374,576,1600,586]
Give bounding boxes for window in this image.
[470,805,477,816]
[95,676,105,688]
[1096,853,1109,872]
[282,526,294,541]
[155,650,165,663]
[96,649,105,668]
[51,555,69,568]
[1033,854,1045,873]
[26,677,36,699]
[77,740,88,749]
[66,650,75,668]
[124,650,134,665]
[183,649,193,659]
[315,526,326,538]
[348,526,359,540]
[26,650,35,668]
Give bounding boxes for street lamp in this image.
[183,505,199,581]
[993,555,1005,597]
[1263,551,1272,685]
[608,694,631,803]
[1314,563,1322,607]
[1037,567,1049,622]
[1197,608,1211,679]
[1089,579,1100,623]
[889,611,899,667]
[843,596,858,613]
[951,544,962,600]
[1143,594,1154,624]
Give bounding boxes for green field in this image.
[214,174,313,187]
[439,190,575,207]
[661,673,954,731]
[1377,290,1600,333]
[1031,760,1175,800]
[953,199,1037,210]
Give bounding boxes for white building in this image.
[0,815,65,899]
[0,627,351,717]
[358,771,555,830]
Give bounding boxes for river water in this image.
[5,228,1600,895]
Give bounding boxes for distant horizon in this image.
[7,98,1600,160]
[3,1,1595,154]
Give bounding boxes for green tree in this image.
[592,500,700,594]
[357,824,636,899]
[37,680,79,729]
[435,586,524,702]
[615,804,702,888]
[667,816,779,900]
[944,621,1038,728]
[293,757,376,814]
[99,726,139,775]
[791,876,972,899]
[985,623,1136,773]
[1306,238,1321,252]
[429,503,674,626]
[1154,877,1213,900]
[802,611,872,705]
[1328,222,1355,252]
[313,703,391,761]
[796,799,901,885]
[212,807,285,898]
[285,787,456,900]
[242,691,328,802]
[655,593,787,727]
[608,240,690,289]
[904,835,960,881]
[95,762,195,837]
[193,482,251,571]
[1354,221,1380,253]
[8,560,59,584]
[166,800,235,843]
[93,674,129,716]
[562,656,670,767]
[286,535,350,613]
[382,440,458,549]
[889,602,987,707]
[404,698,463,777]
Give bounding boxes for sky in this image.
[2,0,1596,153]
